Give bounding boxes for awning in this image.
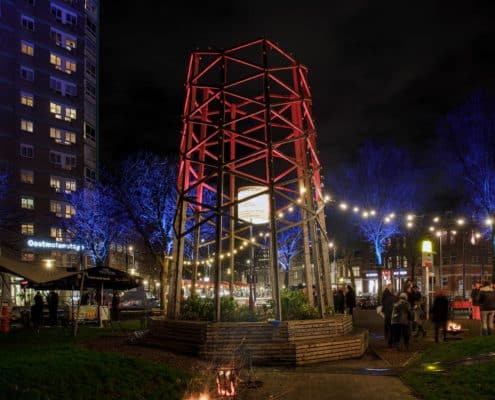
[0,254,76,283]
[30,266,143,290]
[0,255,142,290]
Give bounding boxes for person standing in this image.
[478,281,495,336]
[381,283,396,346]
[471,282,481,320]
[335,288,345,314]
[413,288,427,338]
[111,290,120,322]
[431,288,450,342]
[391,292,411,351]
[47,290,59,326]
[32,291,44,332]
[345,285,356,316]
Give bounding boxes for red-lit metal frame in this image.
[169,39,332,321]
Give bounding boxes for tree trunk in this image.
[160,255,170,315]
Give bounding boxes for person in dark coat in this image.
[478,281,495,335]
[111,291,120,321]
[391,292,412,350]
[334,288,345,314]
[431,288,450,342]
[471,282,481,320]
[47,290,59,326]
[345,285,356,316]
[31,291,44,332]
[381,283,396,346]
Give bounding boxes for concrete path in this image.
[238,352,417,399]
[235,310,420,399]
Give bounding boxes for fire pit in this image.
[444,320,466,340]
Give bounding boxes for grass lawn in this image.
[0,323,190,400]
[402,336,495,400]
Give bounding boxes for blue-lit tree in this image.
[328,142,416,269]
[114,152,177,309]
[66,184,128,266]
[437,91,495,276]
[277,210,303,288]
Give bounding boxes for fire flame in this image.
[216,368,237,397]
[184,393,210,400]
[447,321,462,331]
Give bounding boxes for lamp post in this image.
[435,230,445,290]
[329,242,336,289]
[248,223,255,312]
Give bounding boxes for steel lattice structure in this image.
[169,39,332,320]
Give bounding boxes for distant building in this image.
[0,0,98,270]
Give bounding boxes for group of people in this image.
[381,283,452,350]
[30,290,59,332]
[332,285,357,315]
[471,281,495,336]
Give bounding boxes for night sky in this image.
[101,1,495,180]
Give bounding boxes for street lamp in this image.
[435,230,446,290]
[329,242,337,289]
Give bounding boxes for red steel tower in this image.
[169,39,332,320]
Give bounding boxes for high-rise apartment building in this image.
[0,0,98,266]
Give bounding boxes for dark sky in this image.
[100,0,495,174]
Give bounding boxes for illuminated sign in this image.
[421,240,433,267]
[27,239,84,252]
[421,240,432,253]
[238,186,269,225]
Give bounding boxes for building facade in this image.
[0,0,98,269]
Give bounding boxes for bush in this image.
[280,288,319,320]
[179,296,260,322]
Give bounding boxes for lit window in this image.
[21,223,34,235]
[65,59,76,74]
[21,92,34,107]
[65,107,76,121]
[20,170,34,184]
[50,102,76,121]
[21,196,34,209]
[20,144,34,158]
[50,52,77,74]
[50,127,76,145]
[20,66,34,81]
[50,53,62,70]
[50,101,62,117]
[21,252,35,262]
[50,200,62,216]
[50,27,77,51]
[21,41,34,56]
[50,176,61,192]
[20,119,34,133]
[50,127,61,142]
[65,179,76,193]
[65,204,75,218]
[21,15,34,31]
[50,227,64,242]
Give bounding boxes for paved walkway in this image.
[239,353,417,399]
[235,309,421,399]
